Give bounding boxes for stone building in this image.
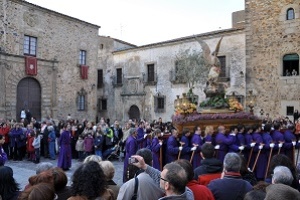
[2,0,298,123]
[99,28,246,122]
[245,0,300,119]
[0,0,101,121]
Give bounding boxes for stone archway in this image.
[16,77,41,121]
[128,105,140,121]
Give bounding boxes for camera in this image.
[128,157,138,164]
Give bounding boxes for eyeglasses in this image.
[160,177,169,182]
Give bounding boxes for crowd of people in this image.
[1,113,300,199]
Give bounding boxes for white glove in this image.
[214,145,220,150]
[159,142,163,146]
[298,140,300,144]
[292,141,296,146]
[269,143,275,148]
[278,143,283,148]
[191,146,197,151]
[238,146,244,151]
[259,145,263,150]
[230,133,236,136]
[144,134,147,139]
[179,146,183,151]
[250,142,256,147]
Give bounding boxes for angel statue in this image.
[195,36,227,97]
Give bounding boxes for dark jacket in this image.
[193,158,223,180]
[207,172,252,200]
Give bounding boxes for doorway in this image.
[128,105,140,121]
[16,77,41,121]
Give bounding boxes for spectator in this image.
[18,183,56,200]
[265,183,300,200]
[83,154,102,164]
[0,166,20,200]
[117,148,164,200]
[244,190,266,200]
[239,155,257,186]
[75,135,84,161]
[193,143,223,180]
[131,155,194,200]
[266,154,299,190]
[36,162,53,174]
[100,161,120,200]
[68,161,114,200]
[50,167,72,200]
[0,134,8,166]
[207,152,252,200]
[272,166,294,186]
[176,159,214,200]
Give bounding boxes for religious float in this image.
[171,36,261,133]
[172,89,261,133]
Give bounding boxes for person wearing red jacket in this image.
[0,122,10,158]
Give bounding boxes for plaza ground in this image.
[6,157,124,190]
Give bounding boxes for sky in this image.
[26,0,244,46]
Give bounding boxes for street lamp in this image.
[247,90,255,115]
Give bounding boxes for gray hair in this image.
[129,128,136,135]
[223,153,241,172]
[36,162,54,174]
[272,166,294,186]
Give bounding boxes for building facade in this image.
[1,0,100,121]
[245,0,300,119]
[2,0,299,123]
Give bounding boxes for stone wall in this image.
[100,30,246,123]
[0,0,100,121]
[245,0,300,117]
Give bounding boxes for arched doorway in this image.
[128,105,140,121]
[16,77,41,121]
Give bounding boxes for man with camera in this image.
[118,148,164,200]
[130,155,194,200]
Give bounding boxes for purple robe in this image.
[215,133,234,163]
[260,132,273,179]
[271,130,284,155]
[250,131,263,178]
[151,137,161,170]
[283,129,296,160]
[244,133,253,163]
[180,135,191,160]
[166,135,179,163]
[123,135,138,182]
[57,130,72,170]
[136,127,147,149]
[191,133,202,169]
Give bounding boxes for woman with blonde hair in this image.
[204,126,214,143]
[99,161,120,199]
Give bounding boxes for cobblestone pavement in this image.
[5,157,124,190]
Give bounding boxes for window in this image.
[116,68,122,85]
[147,64,155,82]
[98,98,107,111]
[77,88,87,111]
[100,44,104,49]
[217,56,226,77]
[287,106,294,115]
[283,54,299,76]
[172,61,187,84]
[154,95,166,113]
[287,8,295,20]
[24,35,37,56]
[97,69,103,88]
[79,50,86,65]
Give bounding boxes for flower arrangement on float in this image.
[174,93,197,115]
